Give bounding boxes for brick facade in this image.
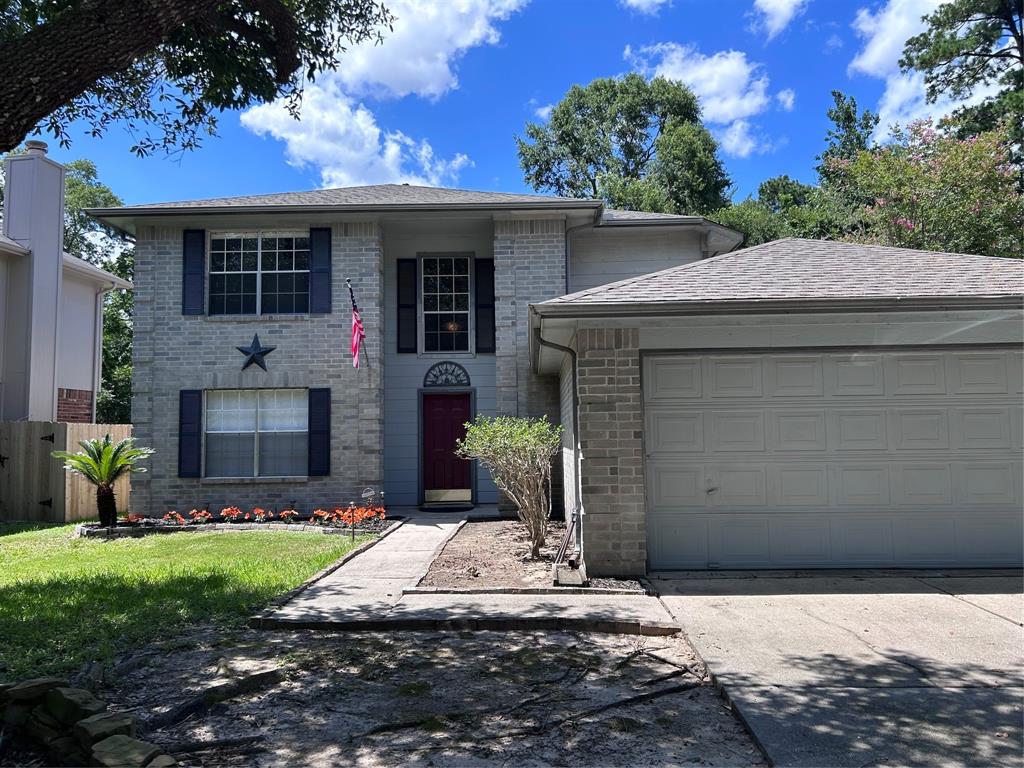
[56,388,93,423]
[493,218,566,419]
[131,223,384,515]
[575,327,646,576]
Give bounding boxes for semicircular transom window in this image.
[423,361,471,387]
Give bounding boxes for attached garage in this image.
[531,238,1024,576]
[643,348,1023,569]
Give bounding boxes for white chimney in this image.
[2,140,65,420]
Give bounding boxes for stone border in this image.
[402,586,651,596]
[250,519,405,621]
[251,614,680,637]
[73,520,398,540]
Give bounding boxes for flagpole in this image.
[345,278,370,369]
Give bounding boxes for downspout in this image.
[90,283,114,422]
[535,324,584,564]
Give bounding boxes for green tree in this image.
[816,91,879,184]
[0,0,393,155]
[900,0,1023,168]
[757,175,814,213]
[835,120,1023,258]
[52,434,153,526]
[517,74,731,215]
[710,198,793,248]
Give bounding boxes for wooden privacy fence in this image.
[0,422,133,523]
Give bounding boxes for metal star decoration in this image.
[236,333,276,371]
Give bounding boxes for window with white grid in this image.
[422,255,471,352]
[208,233,309,315]
[205,389,308,477]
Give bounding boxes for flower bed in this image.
[75,505,391,540]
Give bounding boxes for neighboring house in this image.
[532,239,1024,574]
[87,186,739,522]
[0,142,131,423]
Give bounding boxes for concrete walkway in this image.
[254,511,679,635]
[655,570,1024,768]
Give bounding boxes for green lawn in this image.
[0,524,369,679]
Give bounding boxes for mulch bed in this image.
[419,519,645,591]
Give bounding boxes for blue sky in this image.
[44,0,962,206]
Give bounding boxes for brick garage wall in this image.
[57,388,93,423]
[131,222,384,516]
[576,327,646,576]
[493,218,565,419]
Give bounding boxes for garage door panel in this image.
[954,462,1016,506]
[648,514,708,568]
[950,352,1008,394]
[887,354,947,395]
[1011,351,1024,393]
[708,411,765,452]
[649,462,706,509]
[767,356,824,397]
[891,409,949,450]
[707,357,762,398]
[828,354,884,396]
[830,410,888,451]
[646,409,703,452]
[709,517,771,566]
[892,516,958,561]
[772,464,829,506]
[951,408,1012,449]
[830,464,891,506]
[770,517,831,564]
[645,358,702,401]
[830,517,895,563]
[771,410,827,451]
[644,348,1024,570]
[892,463,953,506]
[707,466,766,506]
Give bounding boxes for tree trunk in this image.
[96,485,117,527]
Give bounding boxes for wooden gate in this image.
[0,422,133,523]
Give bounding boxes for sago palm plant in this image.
[52,435,154,526]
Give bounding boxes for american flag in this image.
[351,305,366,368]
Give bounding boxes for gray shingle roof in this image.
[541,238,1024,308]
[107,184,593,211]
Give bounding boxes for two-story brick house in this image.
[88,186,740,528]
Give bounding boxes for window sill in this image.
[417,351,478,360]
[203,314,312,323]
[201,476,309,484]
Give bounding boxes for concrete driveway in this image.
[653,570,1023,768]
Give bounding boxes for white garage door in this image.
[644,348,1024,569]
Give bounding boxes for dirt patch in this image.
[419,520,644,591]
[82,625,765,767]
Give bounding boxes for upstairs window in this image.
[422,255,470,352]
[209,233,310,315]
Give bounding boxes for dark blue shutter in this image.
[309,228,332,314]
[182,229,205,315]
[396,259,417,353]
[178,390,202,477]
[474,258,495,353]
[308,388,331,476]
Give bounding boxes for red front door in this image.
[423,393,472,500]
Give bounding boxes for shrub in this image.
[456,416,562,558]
[52,434,153,526]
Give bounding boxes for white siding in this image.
[382,220,498,505]
[57,272,99,392]
[569,228,704,293]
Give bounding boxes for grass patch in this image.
[0,524,370,679]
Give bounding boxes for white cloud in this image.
[240,0,524,187]
[751,0,810,40]
[848,0,998,139]
[620,0,671,14]
[336,0,529,99]
[629,43,770,124]
[824,33,844,53]
[241,82,470,187]
[534,103,554,120]
[776,88,796,110]
[719,120,759,157]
